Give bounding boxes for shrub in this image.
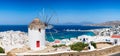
[52,44,66,48]
[0,47,5,53]
[59,44,66,47]
[91,42,97,48]
[83,43,88,47]
[52,45,58,48]
[70,42,88,51]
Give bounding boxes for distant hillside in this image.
[79,22,94,25]
[89,20,120,26]
[58,22,94,25]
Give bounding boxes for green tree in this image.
[0,47,5,53]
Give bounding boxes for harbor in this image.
[0,18,120,56]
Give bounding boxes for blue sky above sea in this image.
[0,0,120,25]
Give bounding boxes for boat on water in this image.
[45,24,53,29]
[65,29,81,32]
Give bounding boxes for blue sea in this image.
[0,25,109,42]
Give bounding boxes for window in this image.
[39,28,41,32]
[36,41,40,48]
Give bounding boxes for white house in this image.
[111,35,120,45]
[61,39,70,45]
[28,18,46,50]
[78,35,112,43]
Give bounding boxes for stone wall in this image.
[39,45,120,56]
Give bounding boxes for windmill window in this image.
[39,28,41,32]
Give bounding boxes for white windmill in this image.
[28,8,58,50]
[28,18,46,50]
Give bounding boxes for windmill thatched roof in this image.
[29,18,45,30]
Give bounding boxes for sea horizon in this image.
[0,25,109,42]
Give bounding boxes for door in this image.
[114,39,117,44]
[36,41,40,48]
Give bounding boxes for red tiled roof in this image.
[111,35,120,38]
[54,40,60,43]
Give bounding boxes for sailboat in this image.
[45,24,53,29]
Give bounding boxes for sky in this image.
[0,0,120,25]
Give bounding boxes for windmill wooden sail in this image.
[39,8,54,29]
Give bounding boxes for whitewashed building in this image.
[28,18,46,50]
[78,35,112,43]
[111,35,120,45]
